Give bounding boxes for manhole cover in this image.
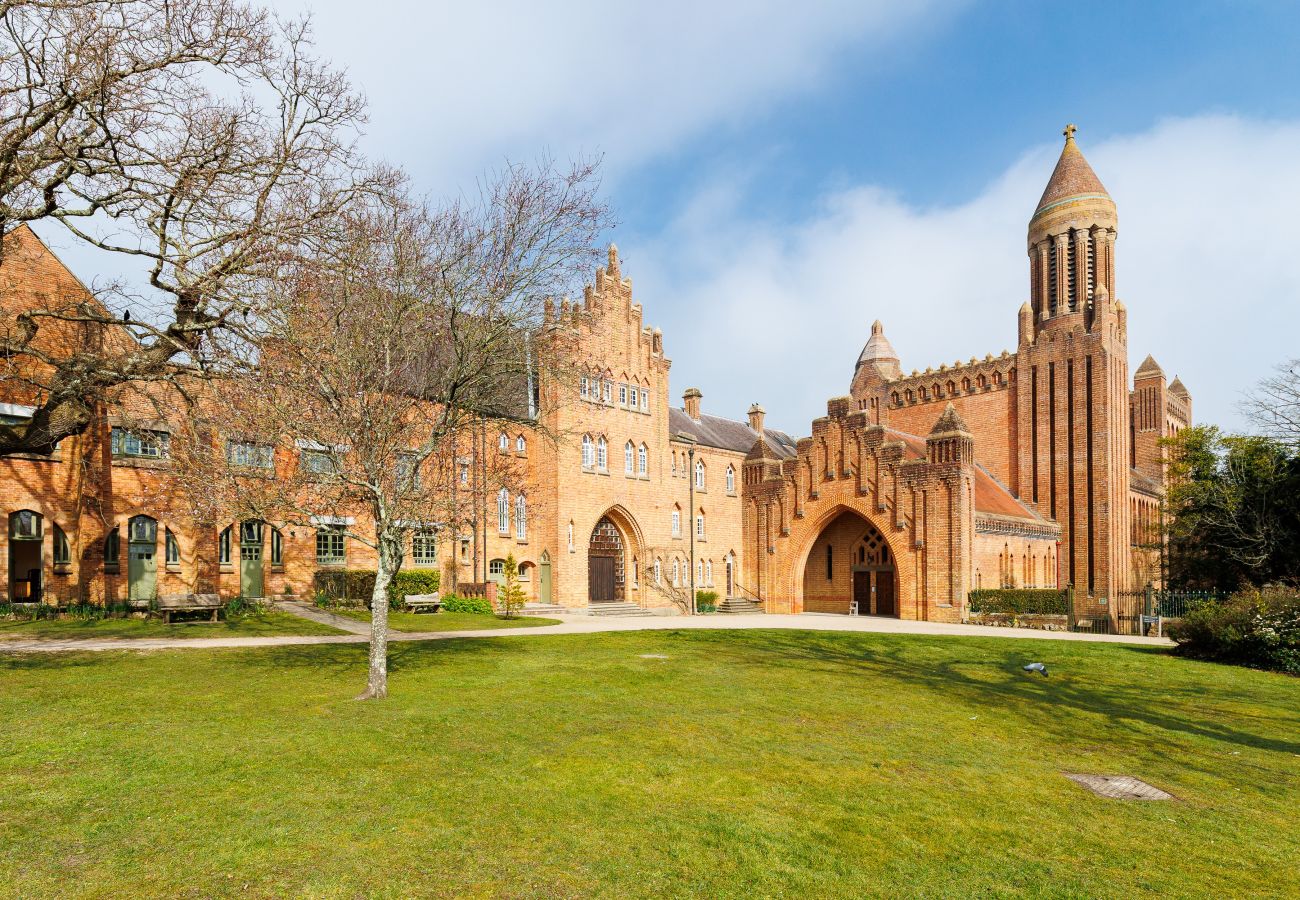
[639,654,669,659]
[1065,774,1173,800]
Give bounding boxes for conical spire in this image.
[1169,376,1189,398]
[857,320,899,367]
[1035,123,1110,215]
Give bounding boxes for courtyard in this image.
[2,628,1296,898]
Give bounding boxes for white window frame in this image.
[695,459,705,490]
[696,513,705,539]
[706,559,713,585]
[412,530,438,567]
[568,521,575,553]
[580,375,589,398]
[637,443,647,476]
[726,465,735,494]
[624,441,634,474]
[640,389,649,412]
[596,436,607,470]
[602,381,612,404]
[498,433,509,451]
[516,435,526,453]
[619,384,627,406]
[582,435,594,468]
[671,509,681,537]
[515,495,527,540]
[497,488,509,534]
[654,559,661,585]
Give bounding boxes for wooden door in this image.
[852,570,870,615]
[589,555,616,603]
[128,542,157,602]
[538,558,552,605]
[875,570,896,616]
[240,543,264,598]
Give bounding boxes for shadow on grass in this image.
[700,629,1300,759]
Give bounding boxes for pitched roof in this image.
[889,428,1048,522]
[669,407,797,458]
[928,402,970,436]
[1035,126,1110,215]
[1168,377,1189,398]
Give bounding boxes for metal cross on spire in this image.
[1063,123,1077,142]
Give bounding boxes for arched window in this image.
[129,515,157,544]
[624,441,634,474]
[581,434,593,468]
[725,465,735,494]
[515,495,527,540]
[596,436,607,470]
[104,528,120,569]
[638,443,648,476]
[654,558,662,585]
[567,521,575,552]
[270,527,284,566]
[165,528,180,566]
[498,432,509,451]
[218,526,232,565]
[631,557,638,586]
[671,507,681,537]
[705,559,713,585]
[697,559,703,584]
[696,511,705,539]
[672,559,680,587]
[497,489,509,534]
[53,523,71,566]
[694,459,705,489]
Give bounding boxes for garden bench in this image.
[157,593,223,623]
[402,592,441,614]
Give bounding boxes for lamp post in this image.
[687,443,696,616]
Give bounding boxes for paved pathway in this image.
[271,600,371,634]
[0,609,1173,654]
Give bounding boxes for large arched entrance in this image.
[801,509,897,616]
[588,515,625,603]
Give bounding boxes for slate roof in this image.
[668,408,797,459]
[1130,469,1163,497]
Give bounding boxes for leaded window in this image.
[637,443,647,476]
[111,427,170,459]
[316,526,345,565]
[165,528,180,565]
[497,488,509,534]
[53,524,71,564]
[413,530,438,567]
[515,495,527,540]
[227,440,273,469]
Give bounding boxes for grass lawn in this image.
[0,610,344,641]
[2,630,1297,898]
[332,608,561,632]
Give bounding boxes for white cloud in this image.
[279,0,959,185]
[631,115,1300,436]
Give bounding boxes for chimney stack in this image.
[683,388,702,420]
[748,403,765,434]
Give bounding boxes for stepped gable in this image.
[669,407,797,458]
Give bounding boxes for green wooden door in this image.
[239,521,265,599]
[128,541,157,602]
[538,555,552,605]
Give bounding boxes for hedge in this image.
[696,590,718,613]
[313,569,441,610]
[1168,585,1300,675]
[968,588,1066,615]
[441,594,495,616]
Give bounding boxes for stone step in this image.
[588,602,657,617]
[718,598,764,614]
[518,603,571,617]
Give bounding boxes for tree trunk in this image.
[358,525,403,700]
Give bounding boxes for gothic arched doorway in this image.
[801,509,897,617]
[588,515,624,604]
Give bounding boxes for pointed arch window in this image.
[567,521,575,553]
[696,511,705,539]
[270,527,283,567]
[53,523,71,566]
[516,435,526,454]
[654,558,662,585]
[515,494,527,540]
[218,526,232,566]
[104,528,120,571]
[581,434,594,468]
[498,432,509,451]
[694,459,705,490]
[596,436,607,470]
[637,443,648,476]
[165,528,180,566]
[725,465,735,494]
[624,440,635,474]
[671,507,681,538]
[497,489,509,534]
[705,559,713,585]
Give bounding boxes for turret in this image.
[1027,125,1117,330]
[927,402,974,466]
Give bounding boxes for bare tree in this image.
[1244,358,1300,448]
[180,160,607,699]
[0,0,369,455]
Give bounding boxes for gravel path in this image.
[0,610,1173,654]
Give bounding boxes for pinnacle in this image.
[929,401,970,436]
[1135,354,1164,378]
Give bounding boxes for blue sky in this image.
[41,1,1300,436]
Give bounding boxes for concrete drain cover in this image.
[1066,774,1173,800]
[639,654,669,659]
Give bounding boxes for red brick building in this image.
[740,126,1190,620]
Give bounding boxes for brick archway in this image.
[586,506,643,605]
[797,507,899,617]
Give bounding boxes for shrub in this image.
[313,569,441,610]
[968,589,1066,616]
[696,590,718,613]
[1168,585,1300,675]
[223,596,266,617]
[441,594,494,616]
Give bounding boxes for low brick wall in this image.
[967,612,1069,632]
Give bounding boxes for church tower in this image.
[1015,125,1132,603]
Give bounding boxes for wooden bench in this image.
[157,593,223,623]
[402,592,441,614]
